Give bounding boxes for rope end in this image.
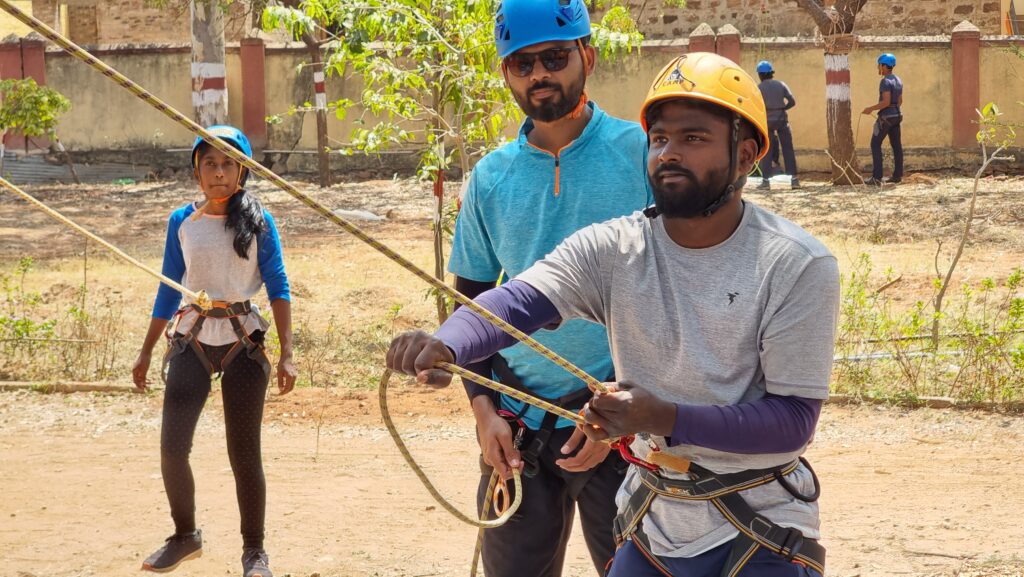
[194,290,212,311]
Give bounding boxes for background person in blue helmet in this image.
[132,125,296,577]
[862,53,904,185]
[755,60,799,189]
[449,0,652,574]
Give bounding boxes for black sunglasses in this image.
[504,47,575,78]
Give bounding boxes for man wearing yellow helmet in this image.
[385,52,838,577]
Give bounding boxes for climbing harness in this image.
[0,177,212,311]
[0,1,608,397]
[489,353,594,478]
[612,458,826,576]
[161,300,271,383]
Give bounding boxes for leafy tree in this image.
[0,78,77,183]
[263,0,654,322]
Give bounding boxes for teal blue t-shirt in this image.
[448,101,653,429]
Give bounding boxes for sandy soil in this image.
[2,386,1024,577]
[2,175,1024,576]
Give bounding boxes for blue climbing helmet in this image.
[756,60,773,74]
[877,53,896,68]
[494,0,591,58]
[191,125,253,185]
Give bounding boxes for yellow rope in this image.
[471,472,500,577]
[0,177,211,310]
[0,0,609,396]
[379,367,522,528]
[0,0,634,543]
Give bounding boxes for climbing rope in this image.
[0,176,212,310]
[0,1,686,550]
[0,0,609,396]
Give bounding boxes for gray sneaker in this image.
[141,529,202,572]
[242,547,272,577]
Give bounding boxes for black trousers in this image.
[160,335,269,549]
[871,114,904,181]
[476,425,627,577]
[759,121,798,179]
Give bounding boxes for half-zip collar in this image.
[517,101,605,197]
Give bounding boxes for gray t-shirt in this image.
[758,79,795,125]
[518,202,840,557]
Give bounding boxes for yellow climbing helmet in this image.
[640,52,770,161]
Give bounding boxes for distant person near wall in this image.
[863,53,904,185]
[755,60,799,189]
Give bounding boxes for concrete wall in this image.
[29,0,250,46]
[980,40,1024,130]
[3,1,1014,44]
[33,31,1024,174]
[607,0,1005,40]
[0,1,34,37]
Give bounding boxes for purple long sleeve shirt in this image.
[437,280,821,453]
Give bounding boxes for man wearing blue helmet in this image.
[132,125,296,577]
[450,0,653,574]
[755,60,799,188]
[862,53,904,185]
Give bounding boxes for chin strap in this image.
[700,113,742,217]
[566,39,590,120]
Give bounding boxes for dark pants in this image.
[870,114,904,181]
[476,425,626,577]
[608,538,823,577]
[759,121,797,179]
[161,335,269,549]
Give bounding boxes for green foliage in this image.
[262,0,653,178]
[833,253,1024,403]
[0,257,126,382]
[0,78,71,139]
[976,102,1019,148]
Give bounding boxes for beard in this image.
[513,72,586,123]
[649,162,733,218]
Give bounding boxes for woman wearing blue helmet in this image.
[452,0,653,575]
[132,125,295,577]
[862,53,904,185]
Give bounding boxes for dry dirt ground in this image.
[2,175,1024,577]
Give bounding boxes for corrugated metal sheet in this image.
[1,151,151,185]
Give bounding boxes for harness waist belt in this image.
[613,458,826,577]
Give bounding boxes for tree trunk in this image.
[309,46,331,188]
[433,169,448,324]
[53,136,80,185]
[190,1,228,126]
[824,52,861,184]
[796,0,867,184]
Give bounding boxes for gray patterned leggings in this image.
[160,333,269,549]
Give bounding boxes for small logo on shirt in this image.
[727,292,739,305]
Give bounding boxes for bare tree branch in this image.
[794,0,833,31]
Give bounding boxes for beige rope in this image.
[0,177,211,310]
[379,367,523,528]
[0,0,609,396]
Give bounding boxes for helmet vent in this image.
[555,16,566,26]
